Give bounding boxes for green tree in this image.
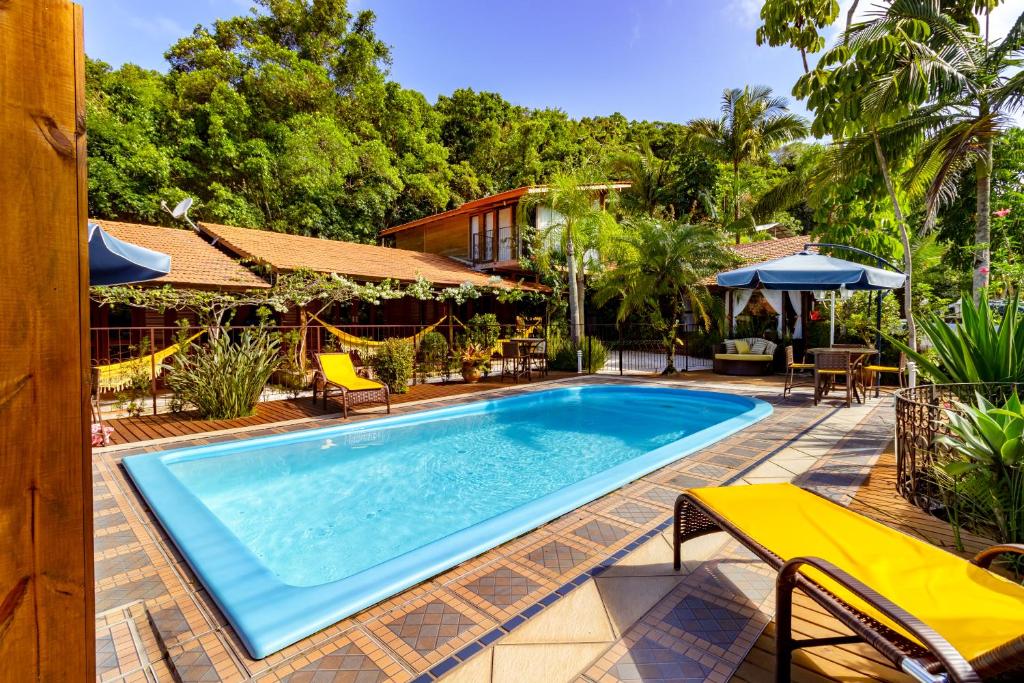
[518,172,620,343]
[594,219,737,373]
[756,0,840,73]
[686,86,808,238]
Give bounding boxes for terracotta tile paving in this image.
[89,374,906,682]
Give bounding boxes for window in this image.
[484,211,495,261]
[497,207,513,261]
[470,215,481,261]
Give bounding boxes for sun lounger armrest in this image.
[971,543,1024,570]
[778,556,981,683]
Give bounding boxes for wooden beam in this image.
[0,1,92,680]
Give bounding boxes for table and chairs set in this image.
[783,344,906,408]
[499,337,547,383]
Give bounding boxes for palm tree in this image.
[594,218,737,374]
[857,2,1024,299]
[606,141,672,217]
[518,172,619,343]
[686,86,808,239]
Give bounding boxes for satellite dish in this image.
[170,197,193,219]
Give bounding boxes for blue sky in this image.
[80,0,1024,124]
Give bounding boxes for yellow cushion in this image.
[318,354,384,392]
[689,484,1024,662]
[864,365,901,373]
[734,339,751,354]
[714,353,773,361]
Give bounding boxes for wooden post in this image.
[149,328,158,415]
[0,2,93,681]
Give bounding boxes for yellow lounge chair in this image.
[312,352,390,418]
[673,483,1024,682]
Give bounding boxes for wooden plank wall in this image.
[0,2,93,681]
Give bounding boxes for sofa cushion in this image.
[724,339,738,353]
[714,353,774,361]
[749,339,767,354]
[734,339,751,354]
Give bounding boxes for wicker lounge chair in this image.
[673,484,1024,683]
[312,352,390,418]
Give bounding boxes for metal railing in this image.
[583,323,715,375]
[894,382,1024,511]
[89,320,543,416]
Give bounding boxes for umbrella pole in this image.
[829,291,835,346]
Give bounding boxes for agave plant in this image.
[890,291,1023,385]
[937,392,1024,544]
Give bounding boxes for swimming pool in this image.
[124,384,770,657]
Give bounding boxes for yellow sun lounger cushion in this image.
[318,354,385,392]
[713,353,774,362]
[688,483,1024,662]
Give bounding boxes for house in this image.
[88,219,547,365]
[379,183,630,275]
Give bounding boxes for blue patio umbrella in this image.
[717,248,907,353]
[88,222,171,285]
[716,250,906,291]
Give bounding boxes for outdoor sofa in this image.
[713,337,777,376]
[673,483,1024,683]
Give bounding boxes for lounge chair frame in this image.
[311,352,390,418]
[672,491,1024,683]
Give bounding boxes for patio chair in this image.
[500,341,530,383]
[814,350,860,408]
[673,483,1024,683]
[864,352,907,397]
[782,345,813,398]
[312,352,390,418]
[529,340,548,377]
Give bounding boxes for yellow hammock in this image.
[94,330,206,392]
[310,315,450,349]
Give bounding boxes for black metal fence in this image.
[583,323,715,375]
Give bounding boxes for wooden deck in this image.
[103,372,575,445]
[732,446,996,683]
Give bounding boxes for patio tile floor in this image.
[91,374,903,682]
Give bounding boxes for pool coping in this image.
[121,384,772,659]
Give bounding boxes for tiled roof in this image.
[705,235,812,286]
[730,235,810,263]
[91,220,271,290]
[200,223,546,291]
[380,183,632,236]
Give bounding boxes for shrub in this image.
[418,330,449,379]
[166,328,281,419]
[464,313,501,350]
[368,337,415,394]
[936,391,1024,546]
[548,336,608,372]
[891,290,1023,384]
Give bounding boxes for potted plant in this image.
[460,343,489,383]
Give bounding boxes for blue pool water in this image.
[125,385,769,657]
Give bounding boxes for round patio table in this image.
[806,347,877,404]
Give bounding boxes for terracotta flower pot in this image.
[461,363,482,383]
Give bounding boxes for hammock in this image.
[94,330,206,392]
[310,315,451,350]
